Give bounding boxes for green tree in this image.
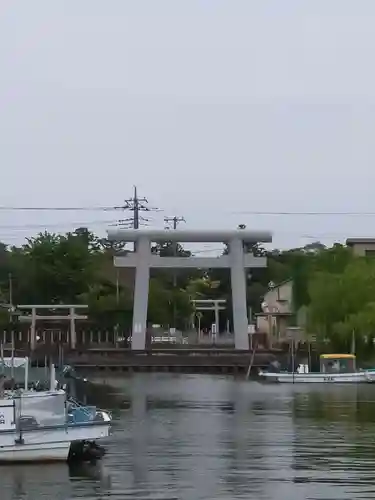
[12,231,98,304]
[307,258,375,354]
[79,282,133,330]
[335,303,375,359]
[148,278,193,328]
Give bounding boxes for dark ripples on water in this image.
[2,374,375,499]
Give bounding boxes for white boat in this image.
[0,357,112,462]
[259,354,375,384]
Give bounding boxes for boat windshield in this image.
[320,357,355,373]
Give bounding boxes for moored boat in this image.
[259,354,375,384]
[0,357,112,462]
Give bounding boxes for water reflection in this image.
[0,462,113,500]
[2,376,375,499]
[1,464,70,500]
[291,385,375,499]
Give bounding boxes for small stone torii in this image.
[191,299,226,335]
[107,229,272,350]
[17,305,88,350]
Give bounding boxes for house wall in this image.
[257,315,290,339]
[348,242,375,257]
[262,281,293,314]
[256,281,294,340]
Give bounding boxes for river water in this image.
[2,374,375,500]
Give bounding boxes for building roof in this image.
[346,238,375,246]
[267,278,293,290]
[320,354,355,359]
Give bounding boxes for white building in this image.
[256,280,304,345]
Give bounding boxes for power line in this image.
[0,206,114,212]
[0,200,373,218]
[232,210,375,216]
[3,204,375,217]
[0,219,119,231]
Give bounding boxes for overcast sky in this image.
[1,0,375,250]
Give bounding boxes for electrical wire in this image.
[0,219,120,231]
[1,205,375,216]
[232,210,375,216]
[0,205,165,212]
[0,206,115,211]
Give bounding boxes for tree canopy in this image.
[307,257,375,356]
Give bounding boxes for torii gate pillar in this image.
[132,236,151,350]
[107,229,272,351]
[229,237,249,349]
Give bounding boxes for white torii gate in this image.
[17,305,88,350]
[107,229,272,351]
[191,299,226,335]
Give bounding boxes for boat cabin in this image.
[320,354,356,374]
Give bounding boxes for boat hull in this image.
[258,371,375,384]
[0,422,111,463]
[0,441,70,462]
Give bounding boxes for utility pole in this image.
[8,273,14,377]
[164,215,185,258]
[8,273,13,312]
[164,216,185,231]
[131,186,143,229]
[115,186,156,229]
[114,186,158,252]
[164,216,185,329]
